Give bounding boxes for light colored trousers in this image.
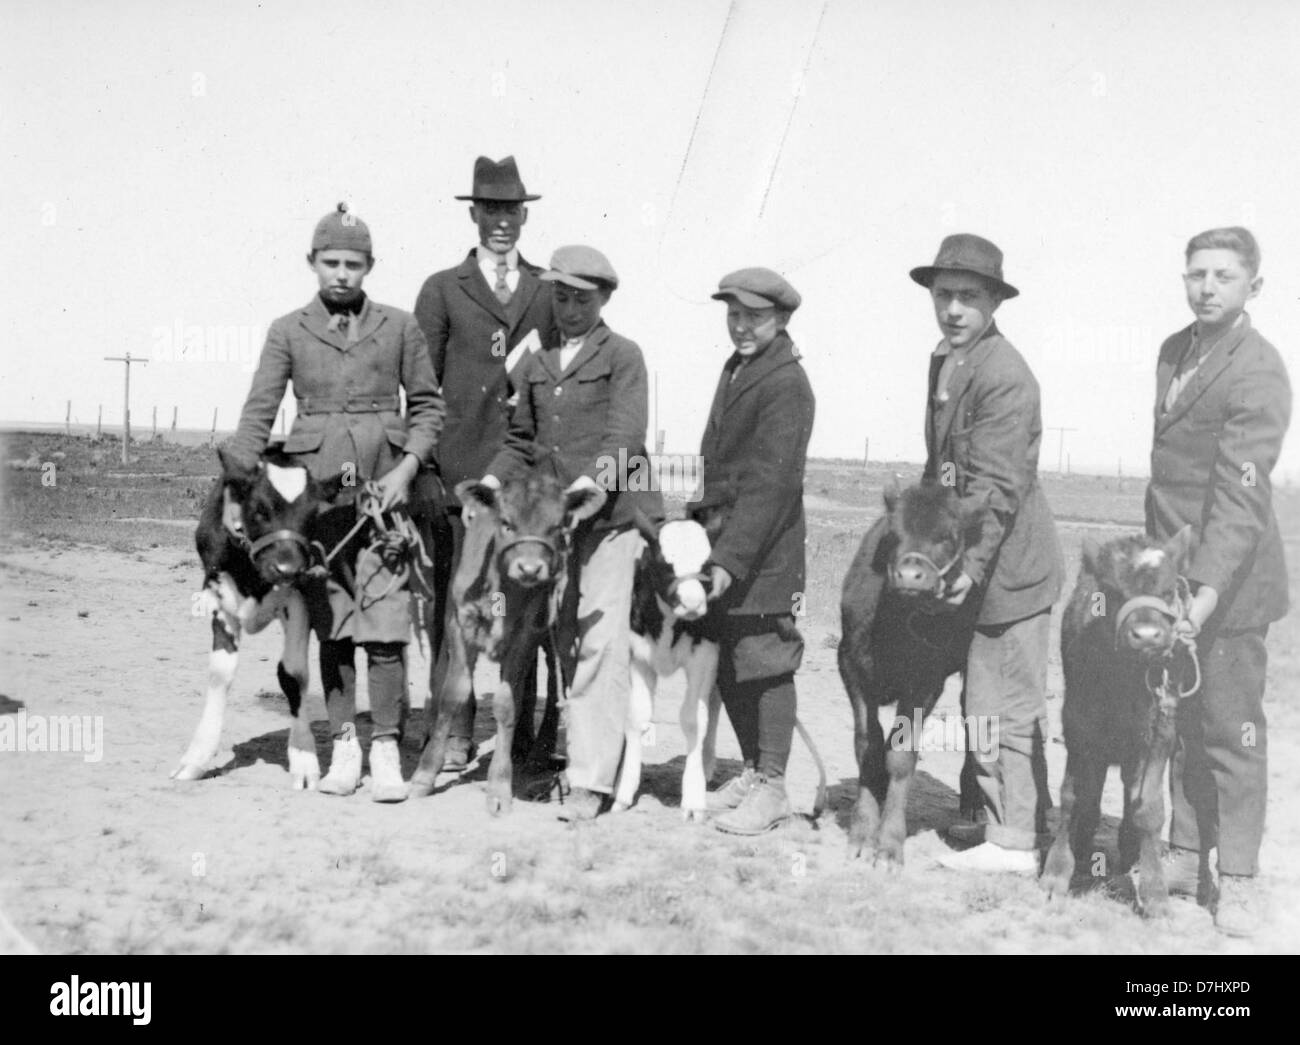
[557,525,644,794]
[963,608,1052,850]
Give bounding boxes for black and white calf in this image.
[172,447,342,786]
[615,518,722,821]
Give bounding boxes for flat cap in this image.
[311,202,372,254]
[539,245,619,290]
[711,267,801,311]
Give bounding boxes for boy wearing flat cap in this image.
[906,234,1062,872]
[484,246,664,820]
[692,267,816,834]
[1148,226,1290,936]
[413,156,556,770]
[227,204,445,801]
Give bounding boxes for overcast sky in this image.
[5,0,1299,481]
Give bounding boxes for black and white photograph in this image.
[1,0,1297,971]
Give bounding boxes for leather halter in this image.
[889,546,963,597]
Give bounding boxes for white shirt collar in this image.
[477,245,519,270]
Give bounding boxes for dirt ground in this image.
[2,490,1298,953]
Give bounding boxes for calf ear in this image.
[1164,524,1196,572]
[883,475,902,513]
[456,479,498,517]
[1081,536,1103,577]
[216,446,256,499]
[564,485,607,527]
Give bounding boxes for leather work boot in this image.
[706,766,759,812]
[713,775,791,835]
[318,724,362,797]
[557,786,605,822]
[935,842,1038,875]
[1162,845,1202,900]
[1215,875,1266,938]
[442,738,477,774]
[368,738,408,803]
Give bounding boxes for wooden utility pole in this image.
[104,351,147,464]
[210,408,218,446]
[65,401,71,436]
[1045,426,1077,474]
[152,405,157,439]
[96,405,102,438]
[171,406,178,434]
[863,437,870,471]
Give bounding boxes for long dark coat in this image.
[690,332,815,616]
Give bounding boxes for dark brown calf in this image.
[409,474,604,813]
[838,479,988,868]
[1040,526,1197,915]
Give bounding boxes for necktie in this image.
[494,258,512,305]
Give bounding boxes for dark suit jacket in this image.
[413,250,556,506]
[1146,314,1291,630]
[923,323,1063,626]
[488,321,663,532]
[228,296,443,491]
[690,333,815,616]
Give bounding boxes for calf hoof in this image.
[1136,880,1171,919]
[288,748,321,791]
[682,807,707,824]
[486,790,513,817]
[873,845,904,873]
[170,760,209,781]
[1038,871,1072,900]
[848,841,876,863]
[407,771,439,799]
[610,799,632,814]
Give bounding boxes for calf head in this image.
[218,446,344,586]
[878,478,988,602]
[634,514,712,622]
[456,475,606,589]
[1081,526,1195,655]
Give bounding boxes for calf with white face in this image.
[615,518,722,820]
[173,447,343,785]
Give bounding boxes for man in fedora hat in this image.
[413,156,557,772]
[690,267,816,835]
[907,234,1063,873]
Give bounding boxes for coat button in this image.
[553,445,560,452]
[554,387,562,396]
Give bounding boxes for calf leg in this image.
[409,627,475,797]
[532,638,562,765]
[613,644,655,812]
[679,640,721,821]
[277,591,319,790]
[876,722,917,870]
[1130,710,1178,917]
[1041,750,1094,897]
[847,696,886,861]
[173,601,240,780]
[486,676,516,816]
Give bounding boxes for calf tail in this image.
[794,717,828,820]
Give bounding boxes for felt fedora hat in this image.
[454,155,541,202]
[909,233,1019,299]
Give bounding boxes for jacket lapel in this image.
[1154,325,1191,423]
[1156,317,1251,434]
[299,296,349,352]
[723,334,797,409]
[456,249,510,325]
[929,325,997,450]
[561,324,609,379]
[506,261,543,333]
[351,298,388,347]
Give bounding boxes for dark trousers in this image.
[320,639,407,742]
[1170,626,1269,876]
[714,614,804,779]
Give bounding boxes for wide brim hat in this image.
[454,155,542,202]
[909,233,1019,299]
[539,245,618,290]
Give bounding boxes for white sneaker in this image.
[368,738,408,803]
[318,727,362,796]
[936,842,1038,875]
